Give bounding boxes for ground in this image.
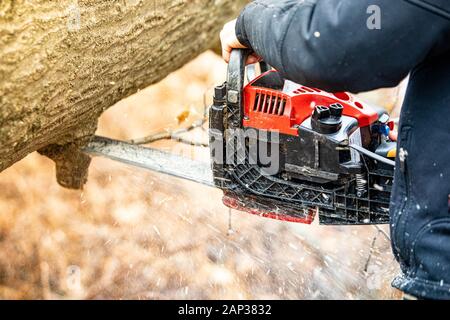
[0,51,402,299]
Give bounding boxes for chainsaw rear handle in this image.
[226,49,270,125]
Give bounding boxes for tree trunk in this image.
[0,0,246,188]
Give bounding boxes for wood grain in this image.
[0,0,246,187]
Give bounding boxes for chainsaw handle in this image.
[226,49,250,99]
[226,49,250,125]
[227,49,270,94]
[226,49,270,125]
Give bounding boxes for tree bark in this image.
[0,0,246,188]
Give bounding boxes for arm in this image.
[232,0,450,92]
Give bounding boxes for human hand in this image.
[220,19,261,64]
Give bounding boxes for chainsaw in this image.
[85,49,397,225]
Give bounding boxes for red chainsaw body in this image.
[242,70,379,136]
[210,56,395,225]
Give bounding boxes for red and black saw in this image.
[85,49,396,225]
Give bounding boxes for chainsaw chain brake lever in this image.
[226,49,250,125]
[227,49,272,125]
[230,50,272,88]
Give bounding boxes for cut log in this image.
[0,0,246,189]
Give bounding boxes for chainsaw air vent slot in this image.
[253,91,286,116]
[301,86,314,93]
[293,87,321,95]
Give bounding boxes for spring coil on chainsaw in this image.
[355,173,367,197]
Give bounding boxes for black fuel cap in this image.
[312,105,331,120]
[329,103,344,117]
[311,104,343,134]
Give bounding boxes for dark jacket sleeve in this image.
[236,0,450,92]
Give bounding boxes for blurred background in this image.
[0,51,405,299]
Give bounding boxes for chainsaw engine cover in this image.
[209,50,395,225]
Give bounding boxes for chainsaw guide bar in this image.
[84,136,215,187]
